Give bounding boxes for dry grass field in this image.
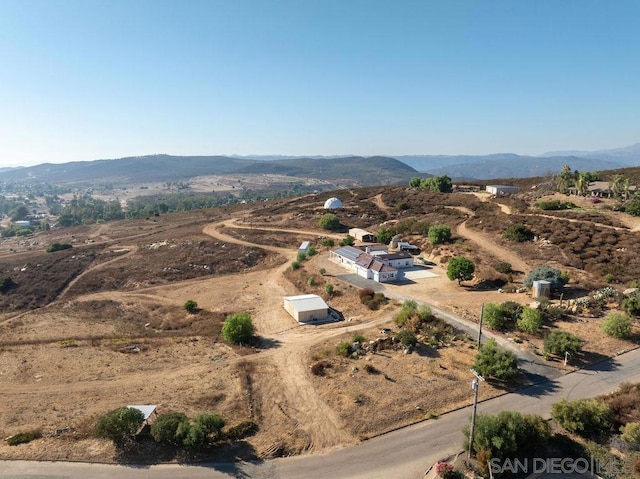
[1,186,639,463]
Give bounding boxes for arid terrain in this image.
[1,186,639,462]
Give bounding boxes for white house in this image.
[283,294,329,323]
[329,245,413,283]
[486,185,520,195]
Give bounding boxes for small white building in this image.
[348,228,377,243]
[532,280,551,298]
[283,294,329,323]
[486,185,520,195]
[298,241,310,255]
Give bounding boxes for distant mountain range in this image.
[1,143,638,185]
[0,155,418,187]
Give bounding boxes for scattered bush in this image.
[151,412,189,445]
[473,338,518,381]
[483,303,509,331]
[622,292,640,317]
[377,227,395,245]
[324,283,334,297]
[504,224,534,242]
[517,306,543,334]
[352,333,366,344]
[225,421,258,440]
[307,246,317,256]
[544,330,583,357]
[359,288,387,310]
[337,341,352,357]
[464,411,550,460]
[621,422,640,445]
[363,363,379,374]
[551,398,612,438]
[222,313,255,345]
[307,276,316,286]
[296,251,307,262]
[184,300,198,314]
[311,360,331,376]
[602,312,632,339]
[322,239,335,247]
[395,329,417,347]
[94,407,145,444]
[535,200,575,210]
[291,261,301,270]
[339,235,355,246]
[428,224,452,246]
[318,213,340,231]
[6,430,42,446]
[494,262,513,274]
[0,276,16,293]
[319,268,326,275]
[46,242,73,253]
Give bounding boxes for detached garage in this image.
[283,294,329,324]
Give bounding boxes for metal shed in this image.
[283,294,329,323]
[486,185,520,195]
[532,280,551,298]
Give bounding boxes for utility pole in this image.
[477,303,485,349]
[468,368,486,459]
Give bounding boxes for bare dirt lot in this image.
[0,188,639,462]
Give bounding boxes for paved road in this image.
[3,347,640,479]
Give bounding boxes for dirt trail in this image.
[370,193,391,214]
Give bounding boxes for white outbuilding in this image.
[486,185,520,195]
[283,294,329,323]
[324,197,343,209]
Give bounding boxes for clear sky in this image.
[1,0,639,167]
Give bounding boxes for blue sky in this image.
[1,0,639,166]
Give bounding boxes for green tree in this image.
[543,330,583,356]
[10,205,29,222]
[428,224,451,245]
[621,422,640,444]
[472,338,518,381]
[421,175,453,193]
[483,303,508,331]
[94,407,145,445]
[409,177,422,187]
[318,213,340,231]
[324,283,334,297]
[446,256,475,285]
[551,398,612,438]
[192,413,225,443]
[524,265,568,292]
[626,195,640,216]
[0,276,16,293]
[150,412,189,445]
[222,313,255,344]
[377,227,395,246]
[184,300,198,314]
[503,224,534,242]
[517,306,543,334]
[602,312,632,339]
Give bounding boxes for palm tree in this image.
[575,172,589,196]
[610,174,624,199]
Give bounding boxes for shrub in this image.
[622,292,640,317]
[621,422,640,445]
[337,341,351,357]
[396,329,417,347]
[544,330,583,356]
[428,224,452,246]
[483,303,508,331]
[46,242,72,253]
[94,407,145,444]
[524,265,568,292]
[504,224,534,242]
[352,333,366,344]
[296,251,307,262]
[6,430,42,446]
[495,262,513,274]
[321,239,335,247]
[602,312,632,339]
[463,411,550,460]
[551,398,612,438]
[319,268,326,275]
[517,306,543,334]
[318,213,340,231]
[311,360,331,376]
[359,288,375,300]
[339,235,355,246]
[291,261,301,270]
[151,412,189,445]
[446,256,475,285]
[222,313,255,344]
[501,301,523,323]
[307,276,316,286]
[307,246,317,256]
[324,283,334,297]
[535,199,575,210]
[184,300,198,314]
[473,338,518,381]
[0,276,17,293]
[225,421,258,440]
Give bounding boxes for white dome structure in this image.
[324,197,343,210]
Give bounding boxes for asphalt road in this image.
[3,346,640,479]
